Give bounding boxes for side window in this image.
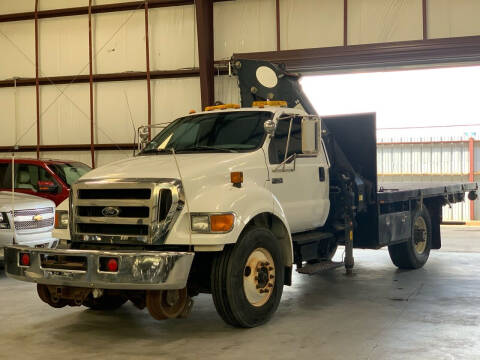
[0,164,9,187]
[14,165,57,192]
[268,115,302,164]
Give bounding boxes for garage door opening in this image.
[301,65,479,222]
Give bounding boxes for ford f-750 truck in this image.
[4,59,478,328]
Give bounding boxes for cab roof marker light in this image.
[205,104,241,111]
[252,101,287,108]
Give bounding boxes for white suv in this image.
[0,192,57,261]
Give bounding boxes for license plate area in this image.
[40,254,88,272]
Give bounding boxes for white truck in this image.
[0,191,57,262]
[4,59,478,327]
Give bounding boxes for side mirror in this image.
[301,116,320,155]
[38,181,58,193]
[264,119,276,136]
[138,126,150,150]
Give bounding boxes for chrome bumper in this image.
[4,246,194,290]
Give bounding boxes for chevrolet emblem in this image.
[33,215,43,221]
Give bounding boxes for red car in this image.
[0,158,91,206]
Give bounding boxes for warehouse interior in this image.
[1,0,480,359]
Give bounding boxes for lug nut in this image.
[268,283,273,288]
[269,275,274,279]
[268,267,273,271]
[265,262,270,266]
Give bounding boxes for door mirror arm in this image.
[273,153,297,173]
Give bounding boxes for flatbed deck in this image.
[377,182,478,203]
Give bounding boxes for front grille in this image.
[78,189,151,199]
[14,207,53,216]
[72,181,182,244]
[15,218,54,230]
[77,223,149,236]
[14,207,54,230]
[77,206,149,218]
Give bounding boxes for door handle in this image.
[272,178,283,184]
[319,167,325,182]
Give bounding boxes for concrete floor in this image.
[1,226,479,360]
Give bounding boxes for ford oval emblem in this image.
[102,206,120,217]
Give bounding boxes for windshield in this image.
[141,111,272,154]
[48,162,91,187]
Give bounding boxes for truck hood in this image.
[80,152,266,182]
[0,191,55,212]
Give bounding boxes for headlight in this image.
[191,213,234,233]
[55,210,69,229]
[0,212,10,229]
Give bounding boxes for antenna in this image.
[123,90,136,157]
[170,148,193,251]
[11,153,15,245]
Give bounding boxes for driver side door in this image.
[267,114,330,233]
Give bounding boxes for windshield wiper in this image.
[176,146,238,153]
[140,148,173,155]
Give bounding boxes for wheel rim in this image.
[413,216,427,254]
[243,247,275,307]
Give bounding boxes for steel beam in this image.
[422,0,427,40]
[88,0,95,168]
[195,0,215,109]
[34,0,40,159]
[0,69,205,88]
[469,137,475,220]
[234,36,480,72]
[145,0,152,140]
[0,0,231,23]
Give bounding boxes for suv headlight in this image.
[191,213,235,233]
[0,212,10,229]
[55,210,69,229]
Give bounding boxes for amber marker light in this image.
[231,171,243,188]
[210,214,235,232]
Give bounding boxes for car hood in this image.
[79,152,267,183]
[0,191,55,212]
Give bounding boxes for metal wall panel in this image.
[279,0,343,50]
[378,137,479,221]
[428,0,480,39]
[0,0,35,14]
[213,0,276,60]
[348,0,423,45]
[94,9,146,74]
[39,15,89,77]
[40,83,91,145]
[0,20,35,79]
[149,5,198,70]
[214,75,241,105]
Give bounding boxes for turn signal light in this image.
[231,171,243,188]
[210,214,235,232]
[20,253,30,266]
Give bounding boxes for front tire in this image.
[211,227,284,328]
[388,207,432,269]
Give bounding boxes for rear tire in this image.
[388,207,432,269]
[211,227,284,328]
